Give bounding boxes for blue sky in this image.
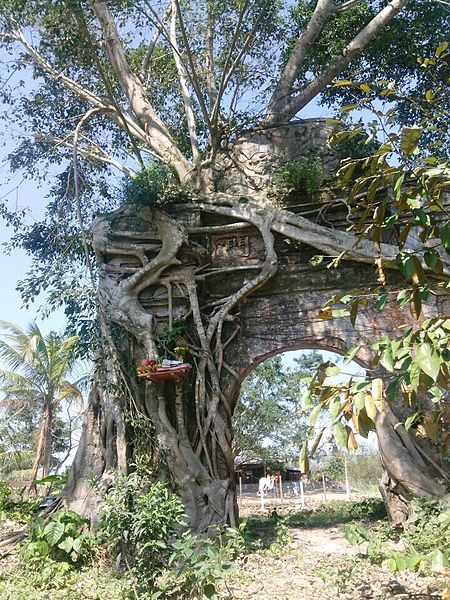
[0,176,66,332]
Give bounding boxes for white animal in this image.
[258,475,274,495]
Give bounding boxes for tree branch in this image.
[13,27,169,168]
[172,0,212,127]
[205,2,218,109]
[198,194,450,277]
[13,29,108,109]
[90,1,191,179]
[140,2,172,84]
[267,0,336,124]
[169,0,201,164]
[266,0,411,124]
[39,131,138,178]
[211,0,270,132]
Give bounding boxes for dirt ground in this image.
[225,508,450,600]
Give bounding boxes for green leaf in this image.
[376,290,388,311]
[333,422,348,449]
[344,523,370,545]
[415,342,440,381]
[329,397,342,419]
[404,411,421,430]
[440,224,450,254]
[325,365,341,377]
[380,345,394,372]
[400,125,423,156]
[57,536,74,554]
[309,405,321,428]
[203,583,216,598]
[354,392,365,410]
[424,249,442,273]
[309,255,324,267]
[43,520,65,546]
[300,388,313,410]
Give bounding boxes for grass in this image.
[1,498,447,600]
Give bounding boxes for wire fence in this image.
[237,475,379,514]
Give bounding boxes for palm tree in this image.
[0,321,82,483]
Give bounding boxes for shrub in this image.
[0,480,39,524]
[348,498,386,521]
[99,474,186,587]
[273,157,323,202]
[159,526,245,599]
[122,163,191,207]
[345,498,450,574]
[99,472,245,598]
[21,510,94,584]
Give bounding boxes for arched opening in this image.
[233,347,382,514]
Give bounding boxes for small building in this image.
[235,461,302,483]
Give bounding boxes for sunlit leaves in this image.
[399,126,423,156]
[415,342,440,381]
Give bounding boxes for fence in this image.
[237,473,378,514]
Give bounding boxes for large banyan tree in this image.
[0,0,449,530]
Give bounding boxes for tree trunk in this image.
[64,352,237,531]
[376,404,446,526]
[30,400,53,483]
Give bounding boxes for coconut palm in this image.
[0,321,82,483]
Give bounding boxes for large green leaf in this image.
[415,342,441,381]
[203,583,216,598]
[57,536,74,554]
[43,520,65,546]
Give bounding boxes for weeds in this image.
[99,472,245,598]
[344,498,450,574]
[21,510,94,585]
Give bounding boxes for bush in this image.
[159,526,245,599]
[345,498,450,574]
[272,157,323,202]
[99,472,245,598]
[348,498,386,521]
[122,163,191,207]
[0,480,39,524]
[99,474,186,588]
[21,510,94,584]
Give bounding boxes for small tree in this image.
[234,352,322,466]
[0,321,82,482]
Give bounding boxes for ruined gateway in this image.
[64,121,448,530]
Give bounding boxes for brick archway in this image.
[66,195,446,530]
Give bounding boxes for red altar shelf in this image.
[137,363,191,383]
